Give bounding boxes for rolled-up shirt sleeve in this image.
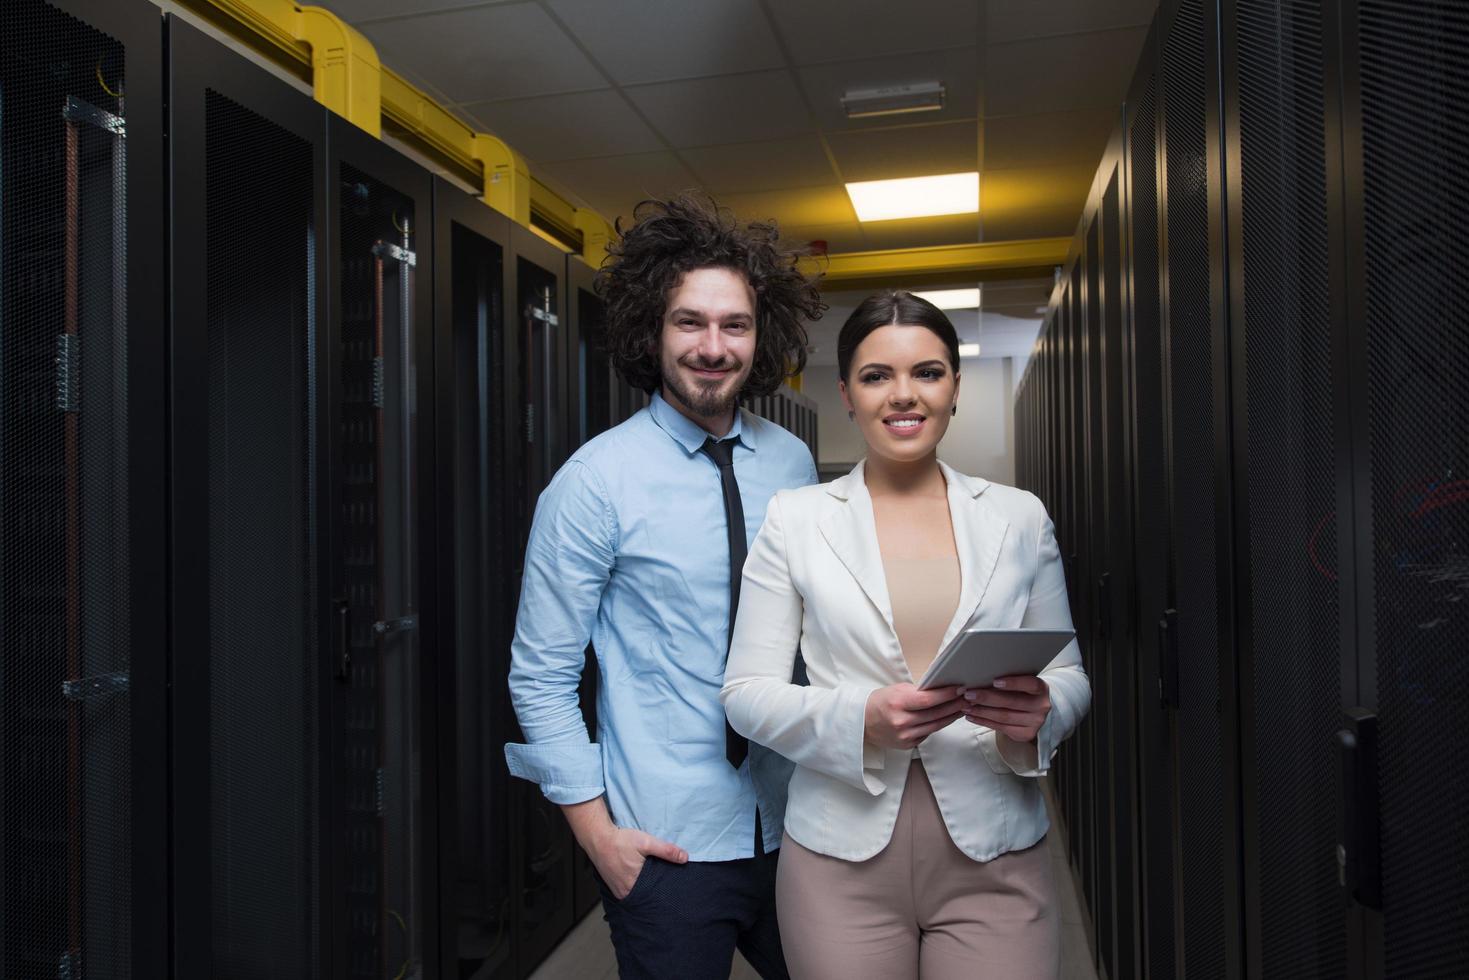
[722,493,884,795]
[977,505,1091,778]
[504,460,615,804]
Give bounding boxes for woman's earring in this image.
[951,405,957,416]
[847,410,855,421]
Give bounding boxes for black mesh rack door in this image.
[167,17,327,979]
[1347,2,1469,975]
[1099,152,1142,980]
[1158,0,1235,975]
[508,226,578,974]
[1122,29,1179,980]
[330,119,435,980]
[1082,211,1111,976]
[431,178,517,980]
[1224,2,1348,976]
[1,2,164,978]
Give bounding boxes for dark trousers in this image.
[597,849,790,980]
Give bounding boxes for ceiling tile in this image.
[981,203,1086,242]
[858,213,982,251]
[460,90,662,163]
[984,108,1116,170]
[717,185,859,229]
[767,0,978,65]
[981,163,1095,214]
[986,0,1158,44]
[538,152,702,225]
[825,120,977,183]
[625,71,813,148]
[681,137,837,194]
[359,3,605,103]
[544,0,786,85]
[798,48,978,134]
[985,27,1148,117]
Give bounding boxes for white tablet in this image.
[917,627,1075,691]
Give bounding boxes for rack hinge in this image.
[376,767,386,817]
[56,334,80,413]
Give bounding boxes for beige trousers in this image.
[776,761,1059,980]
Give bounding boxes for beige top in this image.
[882,555,962,681]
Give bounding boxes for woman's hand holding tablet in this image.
[961,674,1052,743]
[916,628,1075,743]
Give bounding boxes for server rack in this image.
[1157,1,1241,975]
[167,16,331,979]
[431,175,519,980]
[0,1,166,977]
[1219,3,1348,977]
[1331,1,1467,975]
[326,112,438,980]
[1121,25,1180,980]
[1017,2,1469,979]
[505,226,580,973]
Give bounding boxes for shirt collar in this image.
[649,389,757,456]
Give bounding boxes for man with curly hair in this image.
[505,194,824,978]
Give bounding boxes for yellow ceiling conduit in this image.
[812,237,1071,290]
[174,0,614,261]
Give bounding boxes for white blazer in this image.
[721,460,1090,863]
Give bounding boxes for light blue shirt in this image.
[504,391,818,861]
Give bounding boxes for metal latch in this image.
[372,615,418,636]
[63,95,125,137]
[62,670,129,702]
[371,241,417,267]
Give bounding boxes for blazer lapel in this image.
[817,462,896,635]
[938,461,1009,651]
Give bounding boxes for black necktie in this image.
[701,436,749,770]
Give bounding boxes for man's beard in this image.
[662,352,747,418]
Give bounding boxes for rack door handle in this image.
[334,598,351,680]
[1158,608,1179,709]
[1336,708,1381,909]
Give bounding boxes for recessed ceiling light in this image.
[958,343,981,358]
[842,82,946,119]
[913,287,980,310]
[845,172,979,222]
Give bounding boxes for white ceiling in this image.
[808,277,1053,367]
[316,0,1155,254]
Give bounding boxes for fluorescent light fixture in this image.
[846,172,979,222]
[913,287,980,310]
[842,82,945,119]
[958,343,981,358]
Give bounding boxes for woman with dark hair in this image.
[722,291,1090,979]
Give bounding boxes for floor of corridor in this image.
[529,777,1099,980]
